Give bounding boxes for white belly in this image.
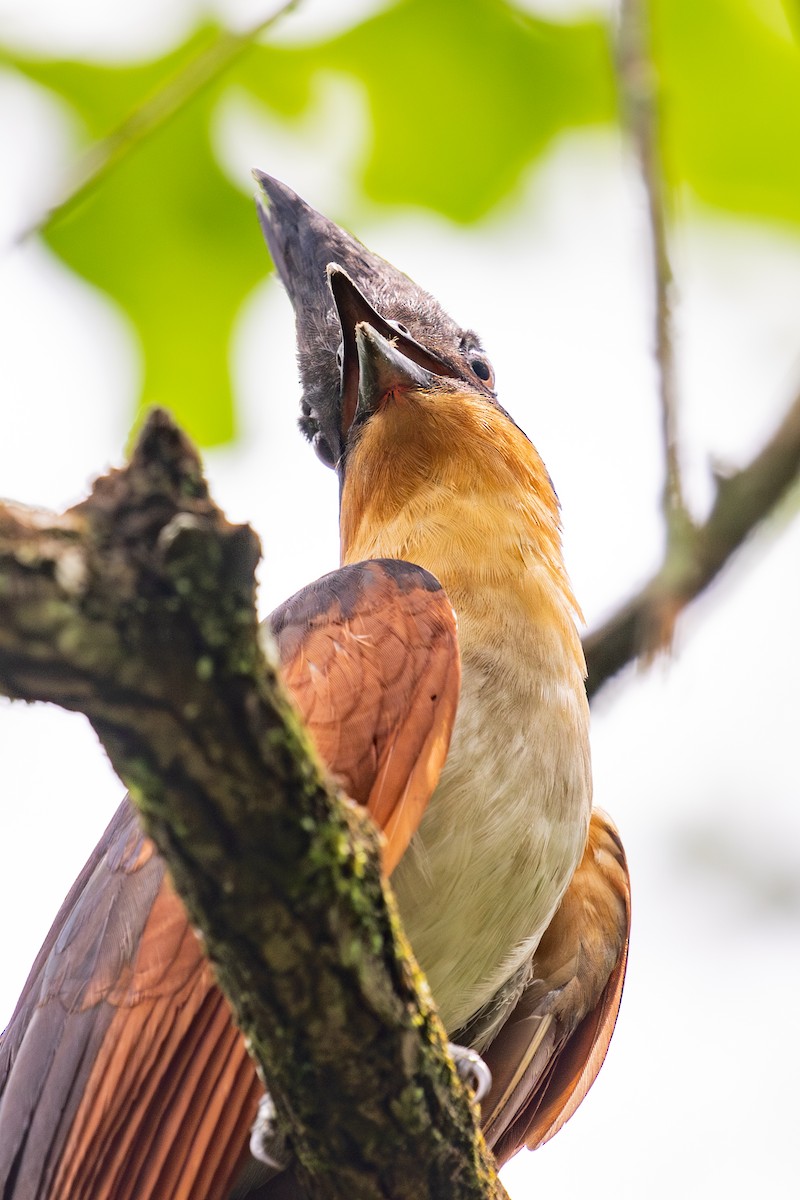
[391,644,591,1037]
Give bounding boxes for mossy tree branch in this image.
[0,410,505,1200]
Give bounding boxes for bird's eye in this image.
[388,320,410,336]
[335,343,344,370]
[471,358,494,386]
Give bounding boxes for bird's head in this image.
[253,172,564,593]
[253,171,503,471]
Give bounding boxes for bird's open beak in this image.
[253,170,348,325]
[253,170,458,467]
[353,322,438,427]
[328,265,456,442]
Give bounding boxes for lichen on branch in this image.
[0,409,505,1200]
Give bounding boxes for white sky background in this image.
[1,1,800,1197]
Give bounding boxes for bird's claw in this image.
[447,1042,492,1103]
[249,1093,292,1170]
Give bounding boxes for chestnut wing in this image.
[0,559,460,1199]
[481,809,630,1165]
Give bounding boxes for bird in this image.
[0,174,630,1198]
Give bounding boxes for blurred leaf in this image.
[5,0,800,445]
[4,28,267,446]
[46,95,262,446]
[2,3,615,441]
[653,0,800,225]
[783,0,800,40]
[242,0,617,221]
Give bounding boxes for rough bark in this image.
[0,410,506,1200]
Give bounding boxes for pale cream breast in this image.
[391,622,591,1036]
[340,386,592,1037]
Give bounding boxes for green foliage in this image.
[6,27,264,445]
[242,0,616,220]
[654,0,800,224]
[2,0,799,444]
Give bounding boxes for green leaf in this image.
[242,0,617,222]
[653,0,800,225]
[7,0,799,447]
[5,29,268,446]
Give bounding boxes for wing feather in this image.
[0,558,459,1199]
[481,808,630,1166]
[272,559,460,872]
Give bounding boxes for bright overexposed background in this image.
[2,2,800,1197]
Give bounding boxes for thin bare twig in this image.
[16,0,299,242]
[618,0,688,529]
[589,2,800,695]
[584,385,800,699]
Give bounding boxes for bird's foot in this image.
[249,1093,292,1170]
[447,1042,492,1103]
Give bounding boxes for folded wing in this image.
[480,808,630,1166]
[0,560,459,1200]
